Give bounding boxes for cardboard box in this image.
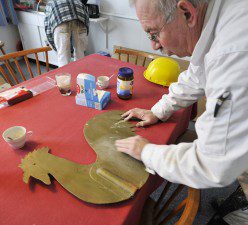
[76,90,111,110]
[0,87,33,106]
[77,73,99,102]
[76,73,111,110]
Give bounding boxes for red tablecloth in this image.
[0,54,192,225]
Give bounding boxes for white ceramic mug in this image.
[97,76,110,89]
[2,126,33,149]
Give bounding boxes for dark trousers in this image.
[207,186,248,225]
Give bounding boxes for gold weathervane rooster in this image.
[19,111,149,204]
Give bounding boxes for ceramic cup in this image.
[2,126,33,149]
[97,76,110,89]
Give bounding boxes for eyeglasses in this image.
[146,23,166,42]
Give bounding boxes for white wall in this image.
[0,25,20,54]
[1,1,187,62]
[86,0,162,56]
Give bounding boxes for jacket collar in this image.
[191,0,223,66]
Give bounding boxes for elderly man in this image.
[44,0,89,67]
[115,0,248,224]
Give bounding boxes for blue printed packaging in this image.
[76,90,111,110]
[77,73,99,102]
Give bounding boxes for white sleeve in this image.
[151,63,205,121]
[142,52,248,188]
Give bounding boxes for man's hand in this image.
[115,136,149,160]
[122,108,159,127]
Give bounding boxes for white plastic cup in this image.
[2,126,33,149]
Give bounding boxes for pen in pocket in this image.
[214,91,230,117]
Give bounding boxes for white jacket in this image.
[141,0,248,189]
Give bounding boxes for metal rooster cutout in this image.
[19,111,149,204]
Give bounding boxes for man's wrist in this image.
[141,143,156,175]
[151,104,172,122]
[141,144,154,168]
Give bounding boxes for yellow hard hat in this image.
[144,57,180,86]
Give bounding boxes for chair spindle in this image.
[0,65,13,86]
[35,53,41,75]
[14,58,26,81]
[24,55,34,78]
[154,182,172,213]
[5,60,19,84]
[45,51,49,72]
[155,184,184,222]
[159,199,187,225]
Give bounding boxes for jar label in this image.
[117,78,134,96]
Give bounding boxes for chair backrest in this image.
[0,47,52,86]
[176,187,200,225]
[112,45,190,72]
[113,46,158,68]
[140,182,200,225]
[155,183,200,225]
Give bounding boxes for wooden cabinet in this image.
[17,11,58,66]
[18,23,45,61]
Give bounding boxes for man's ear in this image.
[177,0,197,28]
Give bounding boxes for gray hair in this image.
[131,0,208,23]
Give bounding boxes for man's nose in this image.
[151,41,162,50]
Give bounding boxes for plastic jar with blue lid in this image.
[117,67,134,100]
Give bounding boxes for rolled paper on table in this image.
[96,167,138,194]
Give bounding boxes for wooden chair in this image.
[112,45,190,72]
[0,46,52,86]
[0,40,16,75]
[140,130,200,225]
[113,46,157,68]
[140,183,200,225]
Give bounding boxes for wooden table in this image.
[0,54,192,225]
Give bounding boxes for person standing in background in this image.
[44,0,89,67]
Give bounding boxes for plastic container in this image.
[97,51,111,57]
[117,67,134,100]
